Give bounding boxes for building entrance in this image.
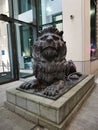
[14,22,34,78]
[0,15,14,84]
[0,14,36,84]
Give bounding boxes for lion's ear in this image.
[59,31,63,37]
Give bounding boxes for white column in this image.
[62,0,90,73]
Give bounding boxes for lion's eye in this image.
[40,36,48,40]
[53,36,59,40]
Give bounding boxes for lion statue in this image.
[19,27,79,97]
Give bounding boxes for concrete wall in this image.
[62,0,92,74]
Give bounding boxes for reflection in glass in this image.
[38,0,63,31]
[0,21,14,83]
[11,0,36,23]
[0,0,9,16]
[90,0,96,60]
[15,23,34,78]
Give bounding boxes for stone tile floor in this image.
[0,76,98,130]
[66,81,98,130]
[0,107,35,130]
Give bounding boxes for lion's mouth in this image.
[41,46,58,60]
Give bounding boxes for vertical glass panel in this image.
[0,21,13,83]
[14,23,35,78]
[41,13,63,31]
[0,0,9,16]
[39,0,62,28]
[90,0,96,60]
[52,13,63,31]
[18,0,32,14]
[11,0,36,24]
[55,23,63,31]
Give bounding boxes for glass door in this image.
[14,22,35,78]
[0,21,14,84]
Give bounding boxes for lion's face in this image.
[33,30,67,62]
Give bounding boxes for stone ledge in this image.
[5,75,95,130]
[38,84,95,130]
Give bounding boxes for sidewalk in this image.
[66,79,98,130]
[0,107,35,130]
[0,76,98,130]
[0,78,48,130]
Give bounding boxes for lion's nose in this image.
[46,35,53,42]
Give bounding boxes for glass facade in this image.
[9,0,37,78]
[0,0,37,84]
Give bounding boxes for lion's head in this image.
[33,27,67,62]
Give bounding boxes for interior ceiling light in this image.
[46,7,52,13]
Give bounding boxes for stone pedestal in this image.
[5,75,95,130]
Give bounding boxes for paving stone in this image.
[0,107,36,130]
[32,125,48,130]
[66,85,98,130]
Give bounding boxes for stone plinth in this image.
[5,75,95,130]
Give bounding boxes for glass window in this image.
[52,13,63,31]
[9,0,36,24]
[18,0,32,14]
[38,0,63,30]
[90,0,96,60]
[0,0,9,16]
[0,21,14,84]
[14,23,36,78]
[0,0,38,82]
